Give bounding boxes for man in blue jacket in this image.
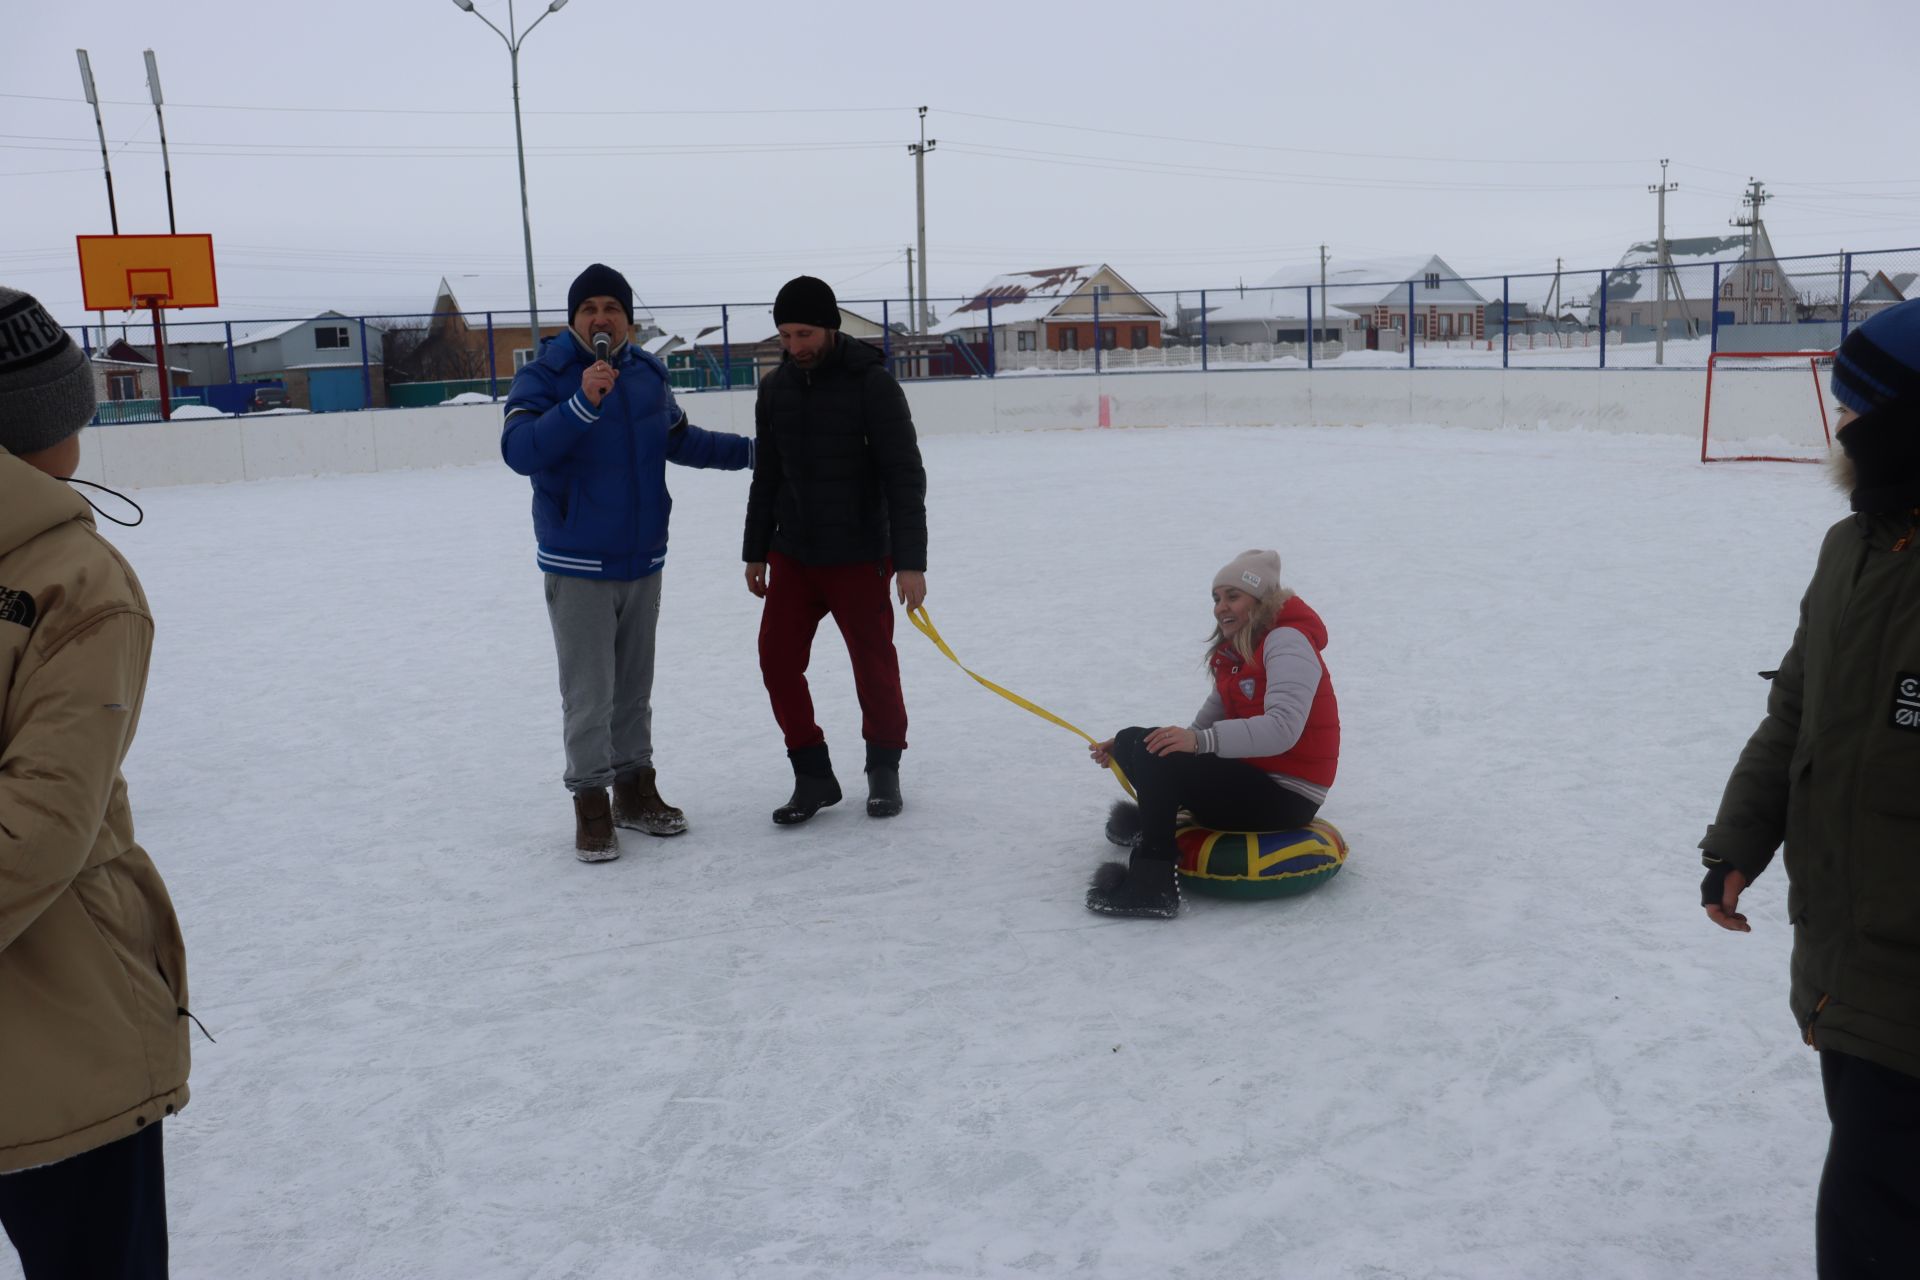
[503,263,752,860]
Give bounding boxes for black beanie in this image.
[773,276,841,330]
[567,263,633,324]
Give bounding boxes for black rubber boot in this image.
[865,745,903,818]
[1085,847,1180,919]
[773,744,843,826]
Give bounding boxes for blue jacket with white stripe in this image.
[502,331,752,580]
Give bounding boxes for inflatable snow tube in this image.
[1173,819,1347,900]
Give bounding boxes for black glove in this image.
[1701,852,1734,907]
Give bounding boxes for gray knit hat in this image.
[1212,548,1282,597]
[0,287,95,456]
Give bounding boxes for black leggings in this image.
[1817,1049,1920,1279]
[1111,725,1320,857]
[0,1122,168,1280]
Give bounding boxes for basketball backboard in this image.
[76,233,218,310]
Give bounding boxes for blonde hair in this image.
[1204,583,1295,665]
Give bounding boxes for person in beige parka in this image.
[0,286,189,1280]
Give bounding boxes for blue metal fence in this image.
[62,244,1920,416]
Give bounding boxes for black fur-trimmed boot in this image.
[773,744,843,826]
[1085,847,1181,919]
[1104,799,1143,848]
[865,744,903,818]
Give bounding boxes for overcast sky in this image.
[7,0,1917,331]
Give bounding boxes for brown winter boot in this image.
[573,787,619,862]
[613,767,688,837]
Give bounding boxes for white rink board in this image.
[72,366,1760,491]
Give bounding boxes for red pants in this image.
[759,550,909,751]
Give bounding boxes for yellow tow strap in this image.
[908,606,1135,798]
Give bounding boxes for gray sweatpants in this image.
[544,571,664,792]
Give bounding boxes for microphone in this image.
[592,333,611,363]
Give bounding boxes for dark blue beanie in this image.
[1831,296,1920,416]
[567,263,633,324]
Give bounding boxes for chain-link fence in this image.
[60,245,1920,419]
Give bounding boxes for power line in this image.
[0,91,910,118]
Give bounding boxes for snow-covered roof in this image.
[685,304,893,348]
[231,313,391,346]
[1600,235,1750,305]
[930,264,1163,335]
[1206,255,1484,323]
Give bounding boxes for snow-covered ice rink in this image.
[29,420,1844,1278]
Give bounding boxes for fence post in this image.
[486,312,497,398]
[1502,277,1510,370]
[224,321,237,384]
[1200,290,1209,371]
[1305,286,1314,370]
[882,299,892,375]
[1093,289,1102,375]
[721,305,730,393]
[1598,272,1609,369]
[1839,252,1854,344]
[359,317,372,407]
[1709,263,1720,355]
[1407,282,1416,369]
[986,301,996,377]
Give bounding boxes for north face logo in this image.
[0,586,36,629]
[1893,673,1920,733]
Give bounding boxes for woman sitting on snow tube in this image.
[1086,548,1340,919]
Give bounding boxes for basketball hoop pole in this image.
[140,296,171,421]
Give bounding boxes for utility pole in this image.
[1318,244,1329,351]
[904,246,916,330]
[143,50,177,233]
[76,50,117,349]
[1649,158,1677,364]
[1730,177,1771,325]
[908,106,936,332]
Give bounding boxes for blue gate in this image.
[308,367,367,413]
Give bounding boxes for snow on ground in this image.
[19,422,1844,1279]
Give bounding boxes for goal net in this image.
[1700,350,1837,463]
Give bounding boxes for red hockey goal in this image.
[1700,350,1836,464]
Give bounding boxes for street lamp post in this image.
[450,0,571,364]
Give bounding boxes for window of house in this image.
[1723,282,1735,298]
[513,348,535,370]
[1100,327,1117,350]
[1061,329,1080,351]
[1760,304,1772,322]
[315,325,351,350]
[107,372,139,401]
[1130,326,1148,349]
[1017,330,1036,352]
[1630,311,1641,327]
[1424,272,1441,290]
[1761,270,1775,290]
[1097,285,1111,300]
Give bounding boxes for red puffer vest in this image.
[1208,596,1340,786]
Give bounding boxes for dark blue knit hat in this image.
[567,263,632,324]
[1831,296,1920,416]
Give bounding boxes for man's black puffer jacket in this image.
[743,333,928,570]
